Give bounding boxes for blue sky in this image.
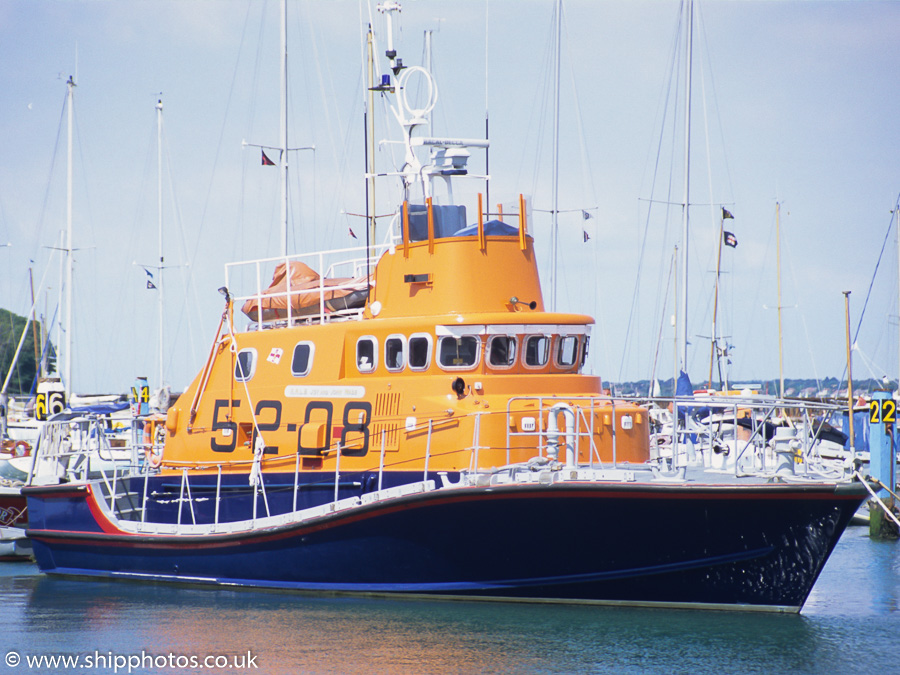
[1,0,898,395]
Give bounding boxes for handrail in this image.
[28,395,857,536]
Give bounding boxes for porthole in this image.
[438,335,481,370]
[409,334,433,371]
[385,335,407,372]
[234,348,257,382]
[523,335,550,368]
[291,342,315,377]
[356,336,378,373]
[487,335,517,368]
[556,335,579,368]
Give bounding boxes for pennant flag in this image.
[582,210,592,220]
[724,231,738,248]
[146,280,157,290]
[722,207,734,220]
[143,267,154,279]
[349,227,357,240]
[261,150,276,166]
[583,230,590,243]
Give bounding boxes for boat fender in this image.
[165,407,179,435]
[143,423,163,468]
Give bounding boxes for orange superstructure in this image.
[161,226,650,478]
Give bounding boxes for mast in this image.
[64,75,75,396]
[549,0,561,312]
[709,208,724,388]
[484,0,490,218]
[844,290,854,451]
[279,0,288,257]
[156,98,165,388]
[29,268,41,380]
[365,25,375,283]
[673,244,678,388]
[776,201,785,397]
[679,0,693,372]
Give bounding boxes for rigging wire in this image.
[619,1,684,384]
[840,192,900,387]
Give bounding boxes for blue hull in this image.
[24,478,866,611]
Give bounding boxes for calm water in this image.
[1,527,898,675]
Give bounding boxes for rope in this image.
[855,470,900,529]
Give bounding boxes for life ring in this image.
[13,441,30,457]
[143,423,163,468]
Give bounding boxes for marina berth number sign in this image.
[34,390,65,421]
[869,398,897,425]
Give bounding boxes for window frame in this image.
[384,334,407,372]
[408,333,433,372]
[291,341,315,377]
[522,334,551,369]
[486,334,517,370]
[555,335,580,369]
[234,348,258,382]
[437,335,482,371]
[356,336,378,373]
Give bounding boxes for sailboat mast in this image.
[549,0,561,312]
[709,208,723,388]
[279,0,288,257]
[679,0,693,372]
[365,26,375,266]
[64,75,75,396]
[156,98,165,388]
[776,201,785,397]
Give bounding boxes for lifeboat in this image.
[22,3,867,612]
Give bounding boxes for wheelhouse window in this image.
[581,335,591,367]
[409,334,432,371]
[356,337,377,373]
[438,336,480,370]
[385,335,406,372]
[235,348,257,382]
[291,342,315,377]
[556,335,579,368]
[487,335,517,368]
[523,335,550,368]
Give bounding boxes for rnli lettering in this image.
[252,400,282,455]
[340,402,372,457]
[299,401,333,455]
[209,398,373,457]
[211,399,241,452]
[284,385,365,399]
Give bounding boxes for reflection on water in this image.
[1,529,898,675]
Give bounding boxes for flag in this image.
[583,230,590,243]
[261,150,275,166]
[724,231,738,248]
[143,267,154,279]
[146,280,157,290]
[722,207,734,220]
[349,227,357,240]
[582,210,592,220]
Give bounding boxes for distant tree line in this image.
[0,308,56,396]
[607,376,895,398]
